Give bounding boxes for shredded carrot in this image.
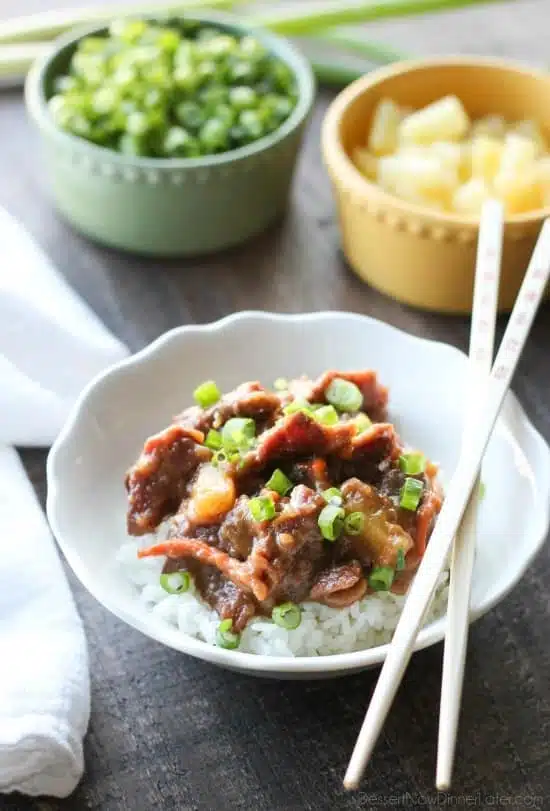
[415,491,442,555]
[138,537,274,603]
[138,540,195,559]
[311,457,330,489]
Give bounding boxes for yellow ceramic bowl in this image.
[321,57,550,313]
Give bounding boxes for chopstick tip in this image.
[343,777,359,792]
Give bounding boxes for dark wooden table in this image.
[2,2,550,809]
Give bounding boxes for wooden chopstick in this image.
[344,217,550,791]
[436,200,504,791]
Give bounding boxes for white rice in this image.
[117,541,449,657]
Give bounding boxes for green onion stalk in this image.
[251,0,512,35]
[0,43,50,81]
[0,0,516,86]
[0,0,244,45]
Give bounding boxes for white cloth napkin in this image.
[0,206,129,797]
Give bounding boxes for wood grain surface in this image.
[1,2,549,809]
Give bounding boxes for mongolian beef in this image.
[125,371,443,650]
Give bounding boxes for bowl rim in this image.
[25,11,316,170]
[321,55,550,230]
[46,310,550,675]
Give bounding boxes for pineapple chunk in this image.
[499,133,538,174]
[494,168,542,214]
[377,152,456,208]
[368,98,402,156]
[399,95,470,145]
[352,147,378,180]
[471,114,507,139]
[452,178,491,215]
[512,119,547,155]
[364,93,550,216]
[536,156,550,205]
[459,141,473,182]
[470,135,503,181]
[431,141,464,172]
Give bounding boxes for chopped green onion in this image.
[272,602,301,630]
[205,429,223,450]
[160,571,190,594]
[396,548,406,571]
[479,480,486,500]
[193,380,221,408]
[283,399,314,416]
[318,504,345,541]
[213,449,228,466]
[344,511,364,535]
[399,453,426,476]
[315,404,339,426]
[249,496,276,522]
[399,477,424,511]
[368,566,394,592]
[221,417,256,451]
[216,618,240,650]
[322,487,342,506]
[325,378,363,413]
[265,468,293,496]
[273,377,288,391]
[354,412,372,434]
[43,17,298,158]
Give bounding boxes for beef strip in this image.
[263,485,330,609]
[378,467,443,555]
[217,495,259,560]
[339,478,414,568]
[309,560,365,606]
[188,562,256,632]
[162,557,255,632]
[246,412,398,471]
[288,370,388,422]
[176,381,281,434]
[288,458,331,491]
[126,425,211,535]
[326,422,401,485]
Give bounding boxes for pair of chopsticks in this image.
[344,203,550,791]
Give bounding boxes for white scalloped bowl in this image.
[47,312,550,678]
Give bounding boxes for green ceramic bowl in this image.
[25,14,315,256]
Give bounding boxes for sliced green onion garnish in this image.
[272,602,301,630]
[221,417,256,451]
[354,412,372,434]
[396,548,406,571]
[283,399,314,416]
[344,511,364,535]
[160,571,190,595]
[265,468,293,496]
[368,566,394,592]
[213,449,228,466]
[322,487,342,506]
[318,504,345,541]
[216,618,240,650]
[249,495,276,522]
[325,377,363,413]
[274,377,288,391]
[193,380,221,408]
[399,453,426,476]
[315,404,339,426]
[399,477,424,511]
[205,429,223,450]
